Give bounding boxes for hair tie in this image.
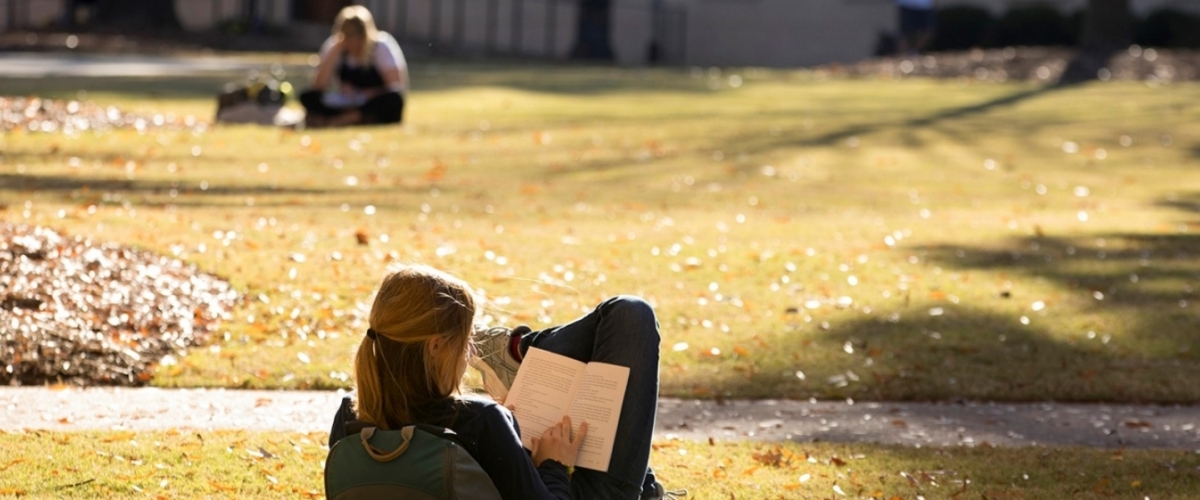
[366,328,378,340]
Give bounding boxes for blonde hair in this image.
[354,264,478,429]
[332,5,379,62]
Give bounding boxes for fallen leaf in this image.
[209,481,236,492]
[0,458,26,472]
[425,160,448,181]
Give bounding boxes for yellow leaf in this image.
[425,160,448,181]
[0,458,26,472]
[101,432,137,443]
[209,481,236,492]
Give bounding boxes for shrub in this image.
[932,6,996,51]
[1136,8,1200,48]
[991,3,1077,47]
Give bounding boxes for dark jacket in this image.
[329,395,572,500]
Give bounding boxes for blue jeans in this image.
[519,296,661,500]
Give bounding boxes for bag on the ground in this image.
[214,77,296,125]
[324,423,503,500]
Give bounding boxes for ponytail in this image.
[352,334,386,428]
[352,264,478,428]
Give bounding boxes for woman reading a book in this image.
[328,264,685,500]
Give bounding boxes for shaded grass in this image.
[2,59,1199,402]
[1,430,1197,499]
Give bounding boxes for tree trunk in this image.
[1080,0,1131,51]
[571,0,614,61]
[1060,0,1130,83]
[91,0,181,30]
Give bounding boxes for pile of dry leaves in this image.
[1,222,238,386]
[832,46,1200,83]
[0,96,208,135]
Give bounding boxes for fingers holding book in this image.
[531,415,589,469]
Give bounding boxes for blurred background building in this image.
[2,0,1198,67]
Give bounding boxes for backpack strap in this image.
[412,423,461,444]
[358,424,463,463]
[359,426,415,463]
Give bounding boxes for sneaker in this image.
[470,326,525,402]
[642,481,687,500]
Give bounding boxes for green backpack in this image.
[324,424,503,500]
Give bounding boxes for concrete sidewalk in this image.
[0,52,308,78]
[3,387,1198,449]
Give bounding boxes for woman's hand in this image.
[314,37,346,90]
[530,415,588,469]
[328,36,347,56]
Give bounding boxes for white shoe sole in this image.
[471,360,511,403]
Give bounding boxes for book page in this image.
[504,348,586,451]
[567,362,630,472]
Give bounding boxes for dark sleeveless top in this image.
[338,52,385,89]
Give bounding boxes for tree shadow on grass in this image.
[702,195,1200,404]
[729,82,1077,156]
[864,198,1199,402]
[1,147,254,167]
[1159,192,1200,215]
[0,172,446,211]
[708,304,1178,403]
[0,62,713,102]
[0,172,326,196]
[0,75,239,102]
[544,82,1084,185]
[914,194,1200,325]
[412,62,714,95]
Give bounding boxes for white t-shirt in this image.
[896,0,934,9]
[319,31,409,94]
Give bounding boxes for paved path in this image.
[0,53,308,78]
[4,387,1198,449]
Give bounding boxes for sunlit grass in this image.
[2,59,1199,402]
[1,430,1196,499]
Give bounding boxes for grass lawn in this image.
[0,430,1197,499]
[2,59,1199,403]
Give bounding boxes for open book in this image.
[505,348,630,472]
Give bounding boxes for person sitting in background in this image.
[300,6,408,128]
